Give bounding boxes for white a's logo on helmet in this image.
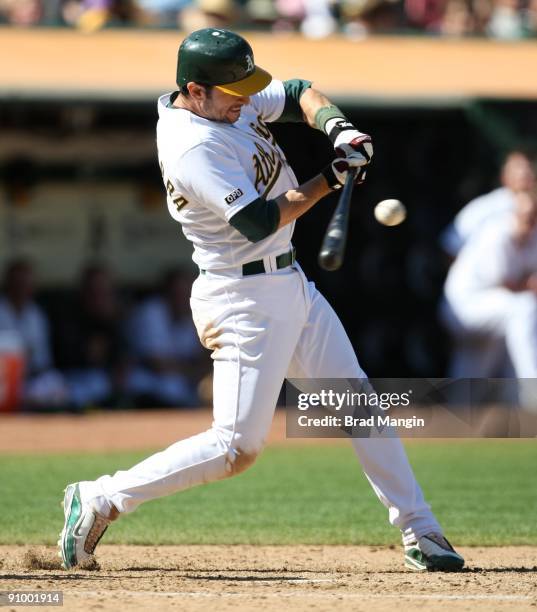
[245,55,254,72]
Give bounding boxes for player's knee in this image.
[225,447,260,476]
[228,448,259,475]
[212,426,265,476]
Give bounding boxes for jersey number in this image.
[167,180,189,212]
[160,162,189,212]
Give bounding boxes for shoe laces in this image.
[423,532,453,551]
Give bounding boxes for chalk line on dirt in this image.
[64,590,534,602]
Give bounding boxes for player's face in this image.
[200,87,250,124]
[502,153,536,192]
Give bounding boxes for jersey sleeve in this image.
[476,227,511,286]
[250,79,286,123]
[440,194,491,256]
[176,141,261,222]
[453,194,490,243]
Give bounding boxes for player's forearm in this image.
[503,279,528,292]
[299,90,373,173]
[276,174,332,228]
[299,87,333,129]
[504,274,537,293]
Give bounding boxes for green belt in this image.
[200,248,296,277]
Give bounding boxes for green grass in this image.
[1,441,536,546]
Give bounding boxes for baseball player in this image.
[442,188,537,386]
[441,150,536,259]
[440,151,535,379]
[59,28,464,572]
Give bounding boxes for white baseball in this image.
[374,199,406,226]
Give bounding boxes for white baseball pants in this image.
[442,288,537,378]
[85,264,441,544]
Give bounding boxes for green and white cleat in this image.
[58,483,115,569]
[404,533,465,572]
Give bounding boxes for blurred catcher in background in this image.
[441,149,536,260]
[440,149,537,385]
[442,187,537,409]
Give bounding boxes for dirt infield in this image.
[2,412,536,610]
[0,409,525,453]
[1,544,536,611]
[0,409,326,453]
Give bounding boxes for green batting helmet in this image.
[176,28,272,96]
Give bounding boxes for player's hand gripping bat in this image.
[318,167,357,271]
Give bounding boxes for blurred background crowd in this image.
[1,0,537,39]
[0,260,212,411]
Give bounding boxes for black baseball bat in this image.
[318,167,357,271]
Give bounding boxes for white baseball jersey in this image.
[445,214,537,304]
[157,79,299,270]
[441,187,514,257]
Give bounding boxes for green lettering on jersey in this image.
[250,117,276,144]
[250,118,284,196]
[164,175,189,212]
[173,195,189,211]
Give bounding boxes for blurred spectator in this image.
[438,0,474,35]
[53,264,124,408]
[341,0,401,37]
[180,0,239,31]
[404,0,446,31]
[487,0,525,38]
[524,0,537,34]
[124,268,208,407]
[0,259,68,408]
[41,0,64,24]
[136,0,193,26]
[441,189,537,385]
[0,0,535,36]
[441,149,536,259]
[472,0,494,33]
[0,0,42,26]
[62,0,140,31]
[299,0,337,38]
[247,0,280,26]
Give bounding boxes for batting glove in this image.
[326,119,374,167]
[321,156,368,191]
